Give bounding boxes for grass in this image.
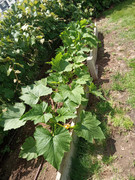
[102,155,117,165]
[108,107,134,130]
[95,100,133,131]
[70,139,102,180]
[103,0,135,41]
[125,59,135,107]
[111,72,124,91]
[129,175,135,180]
[112,58,135,108]
[110,68,135,130]
[70,138,117,180]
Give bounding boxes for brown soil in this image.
[0,122,57,180]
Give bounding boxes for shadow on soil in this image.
[0,158,42,180]
[70,32,117,180]
[70,137,116,180]
[0,122,42,180]
[96,32,110,83]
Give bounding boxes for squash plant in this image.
[0,19,105,170]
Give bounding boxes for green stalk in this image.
[57,122,64,128]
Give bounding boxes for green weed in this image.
[128,58,135,68]
[124,59,135,107]
[117,57,123,61]
[109,42,114,47]
[111,72,124,91]
[94,101,113,137]
[95,101,114,115]
[102,155,116,165]
[111,59,135,108]
[133,160,135,167]
[129,175,135,180]
[103,88,110,97]
[70,139,102,180]
[104,29,112,35]
[0,145,10,154]
[109,107,134,130]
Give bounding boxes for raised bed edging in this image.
[56,24,98,180]
[56,86,89,180]
[87,23,98,80]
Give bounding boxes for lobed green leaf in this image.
[56,107,77,123]
[21,102,52,124]
[34,126,72,170]
[1,103,26,131]
[74,111,105,143]
[20,84,52,106]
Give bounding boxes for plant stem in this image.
[57,122,64,127]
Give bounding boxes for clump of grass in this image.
[95,101,114,116]
[109,107,134,130]
[124,59,135,107]
[70,139,102,180]
[129,175,135,180]
[103,88,110,97]
[111,72,125,91]
[129,58,135,68]
[94,101,114,137]
[111,59,135,108]
[102,155,116,165]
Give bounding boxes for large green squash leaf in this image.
[34,126,72,170]
[56,107,77,123]
[51,52,72,73]
[47,73,63,87]
[19,137,38,161]
[1,103,26,131]
[75,66,92,85]
[74,111,105,143]
[58,84,70,99]
[21,102,52,124]
[58,82,84,105]
[64,99,78,112]
[76,74,90,85]
[53,92,65,103]
[20,84,52,105]
[89,83,105,100]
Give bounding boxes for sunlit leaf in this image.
[56,107,77,123]
[1,103,26,131]
[74,111,105,143]
[21,102,52,124]
[34,126,72,170]
[20,84,52,105]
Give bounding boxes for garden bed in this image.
[0,20,105,180]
